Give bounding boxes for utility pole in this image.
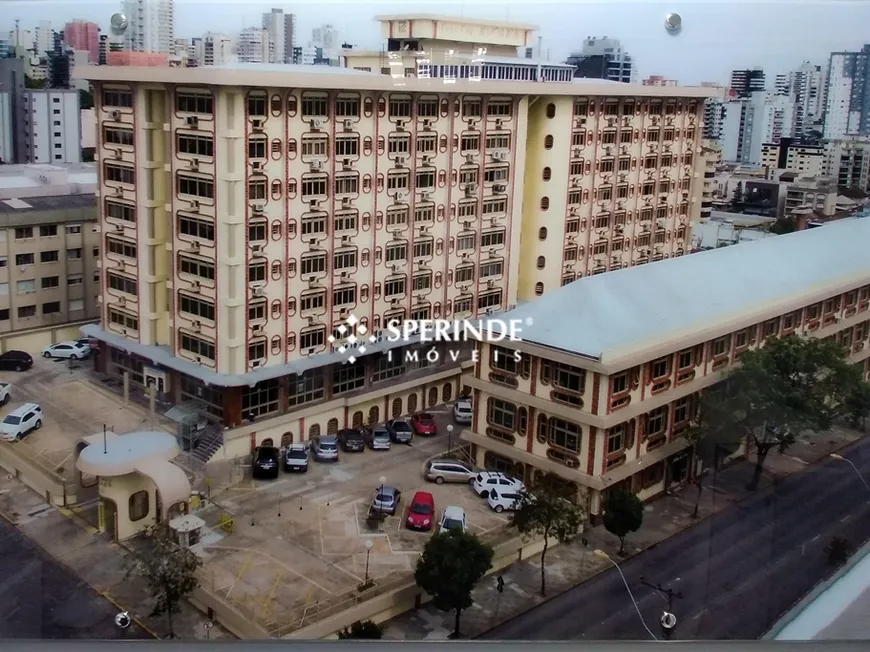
[639,577,682,639]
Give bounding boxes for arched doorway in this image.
[427,387,438,407]
[407,393,418,414]
[368,406,379,425]
[352,411,364,428]
[442,383,453,403]
[280,432,293,447]
[308,423,321,439]
[391,397,402,418]
[326,418,339,434]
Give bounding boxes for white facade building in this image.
[122,0,175,54]
[824,46,869,139]
[21,90,81,164]
[825,137,870,191]
[262,8,287,63]
[777,61,826,137]
[236,28,269,64]
[311,24,339,51]
[195,33,236,67]
[721,92,795,164]
[0,92,13,163]
[33,21,54,56]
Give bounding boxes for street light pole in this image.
[593,549,659,641]
[830,454,870,493]
[360,538,375,591]
[446,424,454,454]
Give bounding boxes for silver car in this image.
[312,435,340,462]
[425,460,476,485]
[367,425,392,451]
[371,486,402,515]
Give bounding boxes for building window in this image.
[607,425,625,454]
[107,272,137,295]
[333,359,366,394]
[487,398,516,430]
[288,369,325,407]
[647,406,668,438]
[544,135,554,149]
[545,103,556,118]
[242,380,279,417]
[17,305,36,318]
[104,163,135,185]
[128,491,149,522]
[178,133,214,157]
[176,92,213,114]
[547,417,581,452]
[105,199,136,223]
[180,333,215,360]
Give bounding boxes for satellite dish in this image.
[110,13,128,36]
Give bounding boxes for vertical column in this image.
[222,386,243,427]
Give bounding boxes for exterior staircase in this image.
[191,425,224,465]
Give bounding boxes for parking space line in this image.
[203,544,336,593]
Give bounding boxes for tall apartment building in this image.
[64,21,100,64]
[0,58,26,164]
[566,37,634,83]
[21,89,81,163]
[721,92,795,164]
[195,33,236,67]
[78,15,710,458]
[0,163,100,333]
[236,28,270,64]
[122,0,175,54]
[760,137,825,177]
[730,67,766,98]
[824,45,870,139]
[777,61,826,137]
[283,13,297,65]
[825,137,870,191]
[702,96,726,141]
[262,8,287,64]
[700,140,721,221]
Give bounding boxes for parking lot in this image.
[196,409,512,636]
[0,353,172,481]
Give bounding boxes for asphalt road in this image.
[0,518,149,639]
[482,435,870,641]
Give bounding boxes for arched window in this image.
[535,282,544,296]
[545,103,556,119]
[544,135,554,149]
[540,197,549,210]
[542,167,551,181]
[539,227,548,240]
[537,256,545,269]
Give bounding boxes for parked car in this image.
[312,435,340,462]
[487,487,525,513]
[42,341,90,360]
[0,403,43,442]
[337,428,366,452]
[76,337,96,350]
[283,443,309,473]
[0,350,33,372]
[411,413,437,436]
[425,459,476,485]
[0,383,10,406]
[386,419,414,444]
[365,425,392,451]
[370,486,402,516]
[251,446,280,479]
[472,471,524,499]
[406,491,435,531]
[453,399,473,425]
[438,505,468,534]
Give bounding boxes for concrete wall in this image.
[0,319,96,354]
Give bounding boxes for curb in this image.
[473,437,866,639]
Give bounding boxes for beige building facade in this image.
[462,219,870,520]
[78,16,712,462]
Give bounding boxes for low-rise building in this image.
[760,137,825,177]
[825,137,870,192]
[462,218,870,520]
[0,163,100,333]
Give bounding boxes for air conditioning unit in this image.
[495,119,503,129]
[396,190,408,200]
[190,200,200,210]
[191,320,201,331]
[343,119,353,130]
[421,191,431,201]
[191,280,201,291]
[251,203,265,213]
[493,183,506,193]
[113,149,123,160]
[340,271,349,281]
[422,155,432,164]
[189,241,200,253]
[252,161,263,171]
[251,285,266,297]
[118,296,126,305]
[190,158,199,171]
[573,147,583,157]
[396,119,406,128]
[111,110,122,121]
[311,119,323,130]
[465,183,477,195]
[186,116,198,128]
[252,324,264,336]
[422,119,432,129]
[114,224,123,232]
[395,155,406,166]
[310,160,322,170]
[252,118,264,130]
[250,243,264,254]
[571,178,581,187]
[492,151,506,161]
[466,153,475,164]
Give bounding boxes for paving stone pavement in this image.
[382,423,866,640]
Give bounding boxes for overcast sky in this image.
[3,0,869,84]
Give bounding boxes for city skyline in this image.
[2,1,870,85]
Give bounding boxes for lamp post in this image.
[593,549,659,641]
[830,454,870,493]
[360,538,375,591]
[446,424,454,454]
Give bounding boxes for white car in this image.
[43,341,90,360]
[472,471,524,498]
[438,505,468,534]
[453,399,473,425]
[0,403,43,441]
[487,487,525,513]
[0,382,10,405]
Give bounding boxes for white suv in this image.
[487,487,525,513]
[0,403,43,441]
[453,399,473,425]
[472,471,524,498]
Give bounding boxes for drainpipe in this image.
[536,36,543,82]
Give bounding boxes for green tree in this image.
[24,75,46,89]
[602,491,643,555]
[510,472,585,596]
[414,529,493,638]
[730,181,743,207]
[843,380,870,430]
[769,216,797,235]
[706,335,860,490]
[79,88,94,109]
[126,523,202,638]
[337,620,383,639]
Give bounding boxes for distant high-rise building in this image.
[237,28,269,64]
[34,21,54,56]
[775,61,826,138]
[729,67,766,98]
[565,37,634,83]
[20,89,81,163]
[721,92,795,164]
[195,33,236,67]
[262,8,286,63]
[283,13,296,64]
[824,45,870,139]
[98,34,108,65]
[0,57,26,163]
[825,136,870,191]
[311,24,339,51]
[46,34,72,88]
[122,0,175,54]
[703,96,726,141]
[64,21,100,63]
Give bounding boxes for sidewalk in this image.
[0,472,230,640]
[382,422,865,640]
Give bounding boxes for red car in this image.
[406,491,435,531]
[411,413,437,436]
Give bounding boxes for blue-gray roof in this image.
[498,217,870,363]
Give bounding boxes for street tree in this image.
[843,380,870,430]
[127,523,202,638]
[414,529,494,638]
[730,181,743,207]
[510,472,585,596]
[602,491,644,555]
[337,620,383,639]
[703,335,860,490]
